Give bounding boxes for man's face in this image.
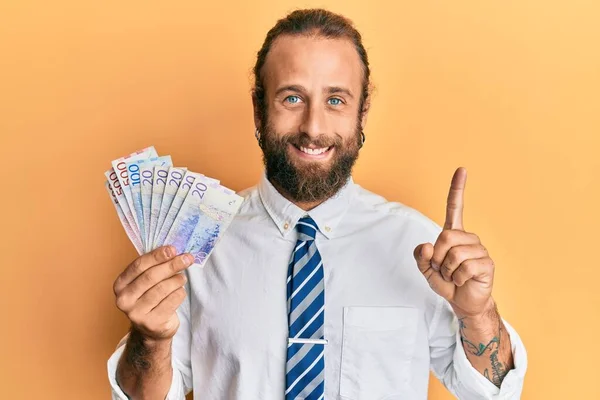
[255,34,368,204]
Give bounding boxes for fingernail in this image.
[431,262,439,271]
[165,246,174,257]
[185,254,194,264]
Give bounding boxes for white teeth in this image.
[300,146,329,155]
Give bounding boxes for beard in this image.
[260,121,362,204]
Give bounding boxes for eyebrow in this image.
[327,86,354,99]
[274,84,355,99]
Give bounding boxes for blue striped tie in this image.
[285,216,325,400]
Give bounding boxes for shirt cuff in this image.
[453,318,528,399]
[107,336,186,400]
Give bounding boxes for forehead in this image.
[262,34,363,94]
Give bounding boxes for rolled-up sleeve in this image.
[429,296,528,399]
[107,277,194,399]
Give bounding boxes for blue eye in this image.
[285,95,301,104]
[328,98,342,106]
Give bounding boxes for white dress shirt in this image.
[108,173,527,399]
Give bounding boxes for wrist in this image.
[130,325,173,348]
[453,298,499,331]
[453,297,496,318]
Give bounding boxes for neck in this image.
[270,180,328,211]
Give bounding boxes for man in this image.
[108,8,527,400]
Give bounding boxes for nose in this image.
[298,102,328,140]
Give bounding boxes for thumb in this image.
[414,242,454,301]
[413,243,434,276]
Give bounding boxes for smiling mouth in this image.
[289,143,334,159]
[298,145,331,155]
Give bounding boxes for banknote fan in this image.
[104,146,243,267]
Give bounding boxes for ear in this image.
[251,91,262,131]
[360,96,371,131]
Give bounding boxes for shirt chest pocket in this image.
[339,306,420,400]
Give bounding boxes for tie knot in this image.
[296,216,318,241]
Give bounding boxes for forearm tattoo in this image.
[459,313,512,387]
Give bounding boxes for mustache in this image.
[280,133,343,149]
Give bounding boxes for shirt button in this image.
[325,226,331,232]
[283,223,289,230]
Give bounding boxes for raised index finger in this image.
[444,167,467,231]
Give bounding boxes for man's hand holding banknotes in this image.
[105,146,243,396]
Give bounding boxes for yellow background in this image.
[1,0,598,398]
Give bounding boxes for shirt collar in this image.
[257,172,356,240]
